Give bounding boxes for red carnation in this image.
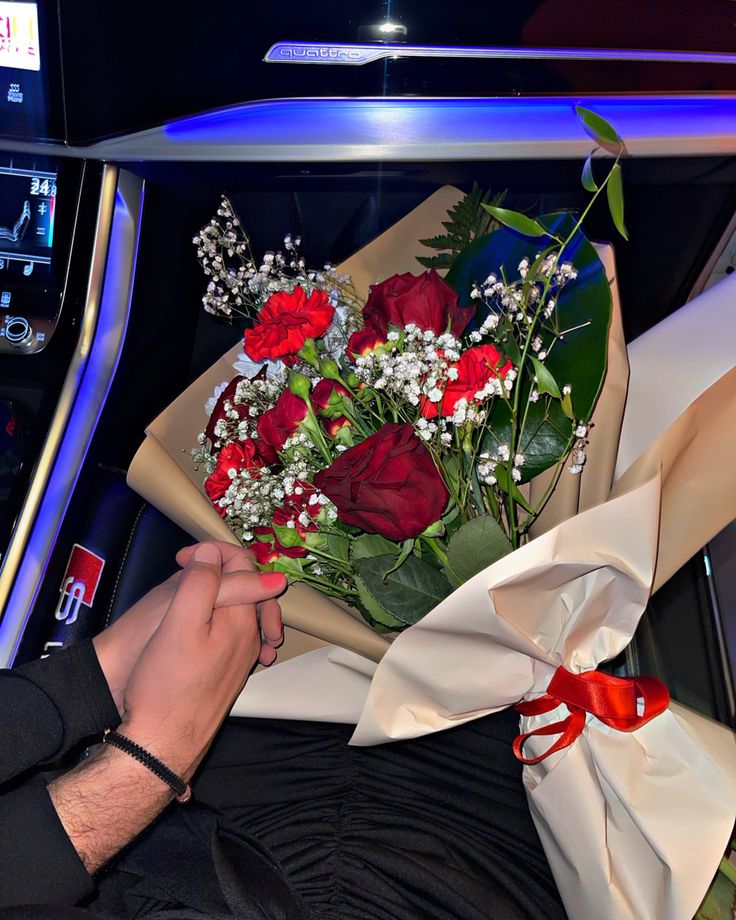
[251,482,318,564]
[244,286,334,363]
[204,440,263,514]
[324,416,353,438]
[346,327,387,360]
[312,378,349,417]
[257,389,309,453]
[363,270,472,338]
[314,423,448,541]
[422,345,513,419]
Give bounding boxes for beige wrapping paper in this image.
[128,190,736,920]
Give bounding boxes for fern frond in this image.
[417,183,507,271]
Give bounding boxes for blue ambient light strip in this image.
[154,96,736,162]
[0,173,144,665]
[264,41,736,67]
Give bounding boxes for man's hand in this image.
[120,542,285,779]
[93,542,283,713]
[175,540,284,666]
[49,544,286,874]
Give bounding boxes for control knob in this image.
[4,316,33,346]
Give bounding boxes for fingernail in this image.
[192,543,220,565]
[259,572,286,591]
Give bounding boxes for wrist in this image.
[115,719,199,783]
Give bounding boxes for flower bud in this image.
[319,358,343,382]
[288,372,311,401]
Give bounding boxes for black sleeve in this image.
[0,641,121,907]
[0,640,120,784]
[0,776,97,906]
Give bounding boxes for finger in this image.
[257,596,283,646]
[167,542,222,627]
[258,644,277,667]
[214,571,285,610]
[213,572,286,610]
[176,541,256,573]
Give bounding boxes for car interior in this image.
[0,0,734,754]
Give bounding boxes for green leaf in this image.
[494,464,535,513]
[272,523,305,549]
[447,515,512,582]
[481,204,546,238]
[560,390,575,421]
[530,356,562,398]
[350,533,401,561]
[448,211,611,481]
[272,556,304,577]
[327,533,350,562]
[581,153,598,192]
[355,576,406,631]
[352,554,453,625]
[606,163,628,241]
[575,105,624,154]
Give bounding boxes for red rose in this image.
[204,440,262,514]
[257,389,309,452]
[244,286,334,363]
[311,378,349,417]
[421,344,513,419]
[346,327,387,360]
[363,270,472,338]
[314,423,448,541]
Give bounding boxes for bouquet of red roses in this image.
[193,107,624,633]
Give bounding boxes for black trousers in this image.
[4,710,566,919]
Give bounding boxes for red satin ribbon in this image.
[513,667,670,764]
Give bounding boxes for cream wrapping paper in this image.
[128,189,736,919]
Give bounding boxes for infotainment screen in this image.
[0,155,75,353]
[0,1,63,141]
[0,163,56,282]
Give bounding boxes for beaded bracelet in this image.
[102,729,192,804]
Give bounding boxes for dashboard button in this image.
[5,316,32,345]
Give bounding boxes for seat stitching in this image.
[104,502,147,629]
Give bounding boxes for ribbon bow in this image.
[513,667,670,764]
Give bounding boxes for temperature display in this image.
[0,164,56,281]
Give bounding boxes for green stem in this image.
[306,544,353,573]
[301,572,358,597]
[422,536,463,583]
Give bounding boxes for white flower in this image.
[232,352,284,380]
[204,380,230,416]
